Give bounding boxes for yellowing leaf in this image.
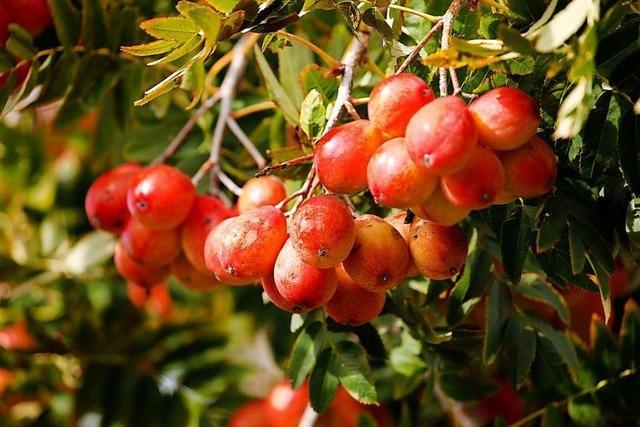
[121,39,181,57]
[140,16,198,42]
[206,0,239,14]
[177,1,222,49]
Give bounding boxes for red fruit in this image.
[274,239,338,312]
[238,176,287,213]
[409,219,468,280]
[121,220,181,267]
[367,138,438,208]
[0,369,15,395]
[84,162,143,233]
[343,215,410,292]
[384,212,420,277]
[264,381,309,427]
[500,136,557,198]
[171,255,221,292]
[368,73,435,139]
[126,282,173,319]
[406,96,478,175]
[493,190,517,205]
[205,206,287,283]
[205,253,254,286]
[261,273,299,313]
[469,87,540,150]
[0,322,36,351]
[5,0,52,36]
[474,378,526,424]
[0,4,10,45]
[325,265,386,326]
[315,120,383,194]
[565,283,614,343]
[316,387,394,427]
[114,241,169,288]
[412,186,470,226]
[290,195,356,268]
[127,165,196,231]
[229,401,270,427]
[181,195,233,273]
[441,146,505,210]
[610,260,629,299]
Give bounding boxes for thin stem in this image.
[449,67,462,95]
[395,20,444,75]
[439,0,465,96]
[226,117,267,169]
[299,404,319,427]
[285,168,317,216]
[256,153,314,177]
[387,4,442,22]
[276,30,341,68]
[231,101,276,119]
[479,0,511,14]
[216,169,243,196]
[344,100,361,120]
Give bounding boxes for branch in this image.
[227,117,267,169]
[439,0,465,96]
[255,153,314,177]
[395,20,443,75]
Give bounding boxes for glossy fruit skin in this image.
[290,195,355,268]
[261,273,300,313]
[5,0,52,36]
[409,219,467,280]
[469,87,540,150]
[384,212,420,277]
[343,215,410,292]
[493,189,517,205]
[228,401,269,427]
[238,176,287,213]
[315,120,383,194]
[0,322,36,350]
[500,136,557,198]
[368,73,435,139]
[84,162,143,233]
[205,253,255,286]
[171,255,221,292]
[114,241,169,288]
[367,138,438,208]
[263,381,309,427]
[406,96,478,175]
[204,206,287,283]
[412,186,470,226]
[316,387,394,427]
[325,265,386,326]
[181,195,232,273]
[441,146,505,210]
[121,220,181,267]
[127,165,196,231]
[274,239,338,313]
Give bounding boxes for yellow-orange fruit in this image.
[409,219,468,280]
[384,212,420,277]
[325,265,386,326]
[493,190,518,205]
[343,215,410,292]
[412,186,470,226]
[171,255,221,292]
[237,176,287,213]
[500,136,558,198]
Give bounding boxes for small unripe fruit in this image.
[367,138,438,208]
[84,162,143,233]
[384,212,420,277]
[500,136,557,198]
[412,186,470,226]
[406,96,478,175]
[127,165,196,230]
[238,176,287,213]
[290,195,355,268]
[205,206,287,283]
[274,239,338,313]
[121,220,181,267]
[409,219,467,280]
[261,273,301,313]
[367,73,435,139]
[325,266,386,326]
[114,241,169,288]
[181,195,233,272]
[315,120,383,194]
[469,87,540,150]
[171,255,221,292]
[441,146,505,210]
[343,215,410,292]
[5,0,52,36]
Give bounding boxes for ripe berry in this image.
[325,265,386,326]
[367,73,435,138]
[238,176,287,213]
[261,273,300,313]
[171,255,221,292]
[493,190,517,205]
[469,87,540,150]
[343,215,410,292]
[274,239,338,313]
[406,96,478,175]
[127,164,196,231]
[114,241,169,288]
[126,282,173,319]
[441,146,505,210]
[205,251,254,286]
[409,219,467,280]
[0,322,36,351]
[290,195,355,268]
[229,401,268,427]
[121,220,181,267]
[181,195,232,272]
[500,136,557,198]
[367,137,438,208]
[205,206,287,283]
[384,212,420,277]
[5,0,52,36]
[84,162,143,233]
[315,120,383,194]
[264,381,309,427]
[412,186,470,226]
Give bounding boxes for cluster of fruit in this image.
[316,74,558,226]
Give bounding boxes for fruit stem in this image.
[256,153,314,177]
[395,20,444,75]
[276,30,341,68]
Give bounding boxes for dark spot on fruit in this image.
[380,273,390,282]
[413,234,418,239]
[449,267,458,275]
[317,248,328,257]
[204,218,212,225]
[227,266,237,276]
[293,305,305,314]
[423,153,432,165]
[136,200,148,211]
[481,192,490,201]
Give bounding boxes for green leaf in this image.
[147,35,202,66]
[587,253,612,323]
[439,374,499,402]
[515,274,570,325]
[582,92,624,179]
[47,0,81,47]
[618,107,640,195]
[483,280,512,365]
[309,348,339,413]
[253,45,300,125]
[6,26,35,59]
[447,249,492,325]
[181,58,206,109]
[497,25,536,55]
[38,50,79,104]
[527,315,578,378]
[568,223,587,275]
[450,38,500,57]
[536,198,568,252]
[620,299,640,370]
[287,322,325,388]
[278,37,312,107]
[300,89,326,140]
[177,1,222,50]
[568,396,600,427]
[140,17,199,42]
[113,62,143,129]
[206,0,239,14]
[501,207,532,283]
[330,340,377,405]
[389,330,426,377]
[527,0,590,52]
[81,0,108,49]
[590,316,621,374]
[357,413,378,427]
[505,316,537,388]
[300,64,339,102]
[121,40,181,57]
